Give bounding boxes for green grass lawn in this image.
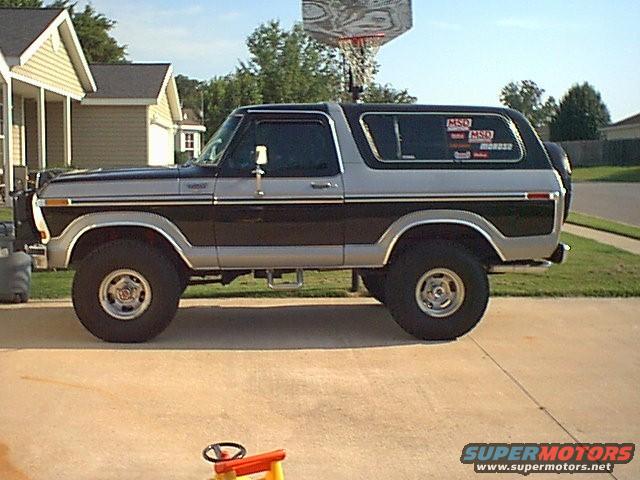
[29,233,640,299]
[0,206,12,222]
[572,166,640,183]
[567,212,640,241]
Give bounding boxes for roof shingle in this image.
[608,113,640,128]
[0,8,63,58]
[86,63,171,99]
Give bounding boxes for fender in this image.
[46,211,217,270]
[344,208,561,267]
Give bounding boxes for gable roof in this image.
[83,62,182,122]
[0,7,95,93]
[0,8,62,58]
[86,63,172,99]
[607,113,640,128]
[180,108,204,126]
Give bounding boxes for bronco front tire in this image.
[72,240,182,343]
[386,243,489,341]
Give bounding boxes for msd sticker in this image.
[454,151,472,160]
[447,118,473,132]
[468,130,495,143]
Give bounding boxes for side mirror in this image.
[255,145,268,166]
[253,145,268,196]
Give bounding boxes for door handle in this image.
[311,182,338,189]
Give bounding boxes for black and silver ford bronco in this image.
[13,103,571,343]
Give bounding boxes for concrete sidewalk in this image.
[564,223,640,255]
[0,298,639,479]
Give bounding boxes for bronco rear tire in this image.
[386,242,489,341]
[72,240,182,343]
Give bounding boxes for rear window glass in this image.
[360,113,523,162]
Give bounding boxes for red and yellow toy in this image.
[203,442,286,480]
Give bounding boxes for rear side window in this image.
[361,113,523,163]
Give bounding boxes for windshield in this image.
[195,114,243,165]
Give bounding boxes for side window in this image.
[361,113,523,163]
[222,117,340,177]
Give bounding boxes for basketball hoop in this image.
[338,33,385,99]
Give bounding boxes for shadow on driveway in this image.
[0,302,432,350]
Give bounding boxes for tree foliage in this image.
[363,83,416,104]
[202,72,262,138]
[49,1,127,63]
[177,21,415,136]
[0,0,42,6]
[241,21,343,104]
[550,82,610,141]
[500,80,557,128]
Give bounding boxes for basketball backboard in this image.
[302,0,413,47]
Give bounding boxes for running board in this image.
[266,269,304,290]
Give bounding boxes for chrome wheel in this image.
[99,269,152,321]
[415,268,465,318]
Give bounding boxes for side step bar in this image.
[267,269,304,290]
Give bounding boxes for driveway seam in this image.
[468,336,619,480]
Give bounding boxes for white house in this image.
[175,108,205,159]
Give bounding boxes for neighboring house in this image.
[74,63,182,168]
[0,7,96,202]
[175,108,206,159]
[0,7,182,203]
[600,113,640,141]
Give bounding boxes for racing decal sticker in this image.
[468,130,495,143]
[473,152,490,159]
[447,118,473,132]
[449,132,467,140]
[480,143,514,151]
[454,151,472,160]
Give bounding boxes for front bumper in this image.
[489,243,570,274]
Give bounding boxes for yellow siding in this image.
[12,95,23,166]
[72,104,148,168]
[46,102,64,167]
[13,31,84,98]
[0,138,3,165]
[149,88,173,126]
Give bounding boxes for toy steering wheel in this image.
[203,442,247,463]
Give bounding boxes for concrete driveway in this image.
[0,298,638,480]
[572,182,640,226]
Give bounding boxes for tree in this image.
[363,83,416,104]
[0,0,42,6]
[175,74,205,114]
[241,21,343,104]
[499,80,557,128]
[550,83,610,141]
[202,72,262,137]
[49,1,127,63]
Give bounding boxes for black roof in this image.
[85,63,171,99]
[339,103,512,116]
[0,8,63,58]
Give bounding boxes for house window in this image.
[184,132,195,151]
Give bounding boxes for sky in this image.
[79,0,640,121]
